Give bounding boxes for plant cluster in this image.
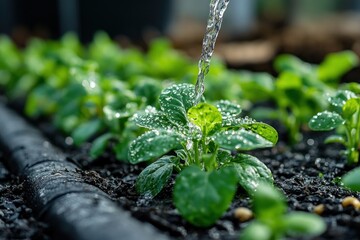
[0,33,264,160]
[309,88,360,165]
[252,52,359,143]
[6,34,360,238]
[129,83,277,226]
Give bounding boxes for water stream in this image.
[194,0,231,104]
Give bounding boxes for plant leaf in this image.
[276,71,302,90]
[253,183,286,222]
[342,167,360,191]
[136,156,176,197]
[230,154,273,194]
[328,90,356,108]
[274,54,314,76]
[133,106,174,130]
[187,102,222,135]
[159,83,196,126]
[318,51,359,82]
[242,123,278,145]
[285,212,326,237]
[213,129,273,151]
[173,166,237,227]
[215,100,242,127]
[216,100,242,116]
[343,98,360,119]
[71,119,103,145]
[90,133,113,159]
[308,111,344,131]
[129,130,183,164]
[324,135,346,145]
[240,222,272,240]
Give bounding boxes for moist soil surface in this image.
[0,150,51,240]
[1,119,360,240]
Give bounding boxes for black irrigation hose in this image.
[0,102,169,240]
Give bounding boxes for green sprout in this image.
[309,89,360,165]
[129,83,278,227]
[240,183,326,240]
[252,51,358,144]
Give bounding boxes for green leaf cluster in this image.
[309,88,360,164]
[240,183,326,240]
[130,83,278,227]
[251,52,358,144]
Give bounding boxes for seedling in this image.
[252,52,358,144]
[129,83,278,227]
[309,89,360,165]
[240,183,326,240]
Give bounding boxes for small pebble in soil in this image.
[341,196,360,210]
[233,207,253,222]
[313,204,325,215]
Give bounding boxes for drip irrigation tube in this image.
[0,102,169,240]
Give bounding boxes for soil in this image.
[0,150,51,240]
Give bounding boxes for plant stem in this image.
[194,140,200,167]
[345,124,356,164]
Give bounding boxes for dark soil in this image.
[0,150,51,240]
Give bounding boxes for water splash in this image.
[194,0,231,104]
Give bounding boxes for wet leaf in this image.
[187,102,222,135]
[230,154,273,194]
[90,133,113,159]
[285,212,326,237]
[159,83,195,126]
[136,156,176,197]
[242,123,278,145]
[133,106,174,130]
[213,129,273,151]
[308,111,344,131]
[216,100,242,116]
[342,167,360,191]
[215,100,242,127]
[328,90,356,108]
[71,119,103,145]
[173,166,237,227]
[129,130,183,164]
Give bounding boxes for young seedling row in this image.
[0,33,359,239]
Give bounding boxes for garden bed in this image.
[1,29,360,239]
[1,101,360,240]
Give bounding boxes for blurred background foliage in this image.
[0,0,359,44]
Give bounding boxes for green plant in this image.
[129,83,278,227]
[342,167,360,191]
[252,51,358,144]
[309,89,360,165]
[240,183,326,240]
